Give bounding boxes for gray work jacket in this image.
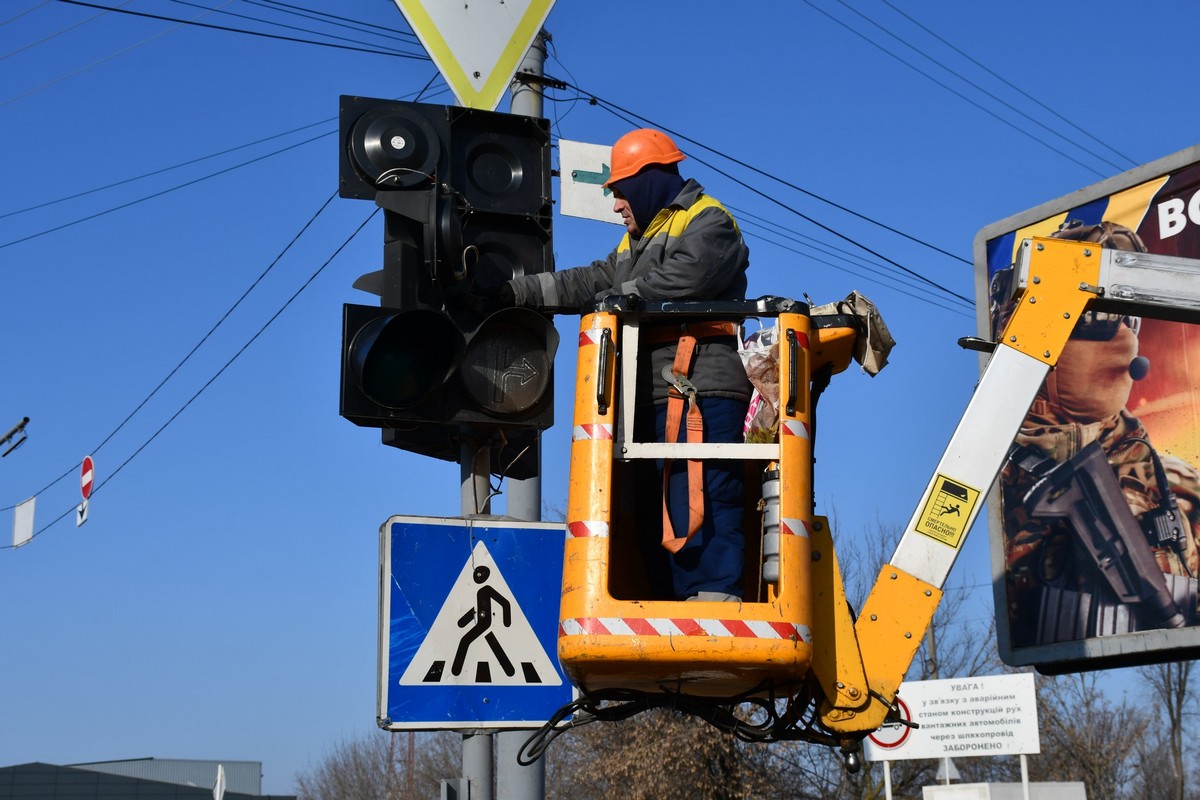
[510,179,752,404]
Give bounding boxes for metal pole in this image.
[461,436,494,800]
[407,732,414,799]
[495,732,540,800]
[509,30,547,118]
[506,27,546,524]
[463,732,494,800]
[495,30,548,800]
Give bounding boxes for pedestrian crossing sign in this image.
[378,515,572,729]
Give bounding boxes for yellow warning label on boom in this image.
[914,474,980,549]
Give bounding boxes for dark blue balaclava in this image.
[611,164,685,237]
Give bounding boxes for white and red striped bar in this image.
[572,423,613,441]
[567,520,610,538]
[560,616,811,643]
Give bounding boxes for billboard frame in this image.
[975,143,1200,673]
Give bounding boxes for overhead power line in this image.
[1,75,446,243]
[832,0,1129,174]
[1,204,379,543]
[2,190,338,508]
[728,203,972,318]
[1,117,335,221]
[3,0,234,106]
[561,85,974,306]
[164,0,425,55]
[53,0,430,59]
[1,75,447,535]
[877,0,1138,170]
[34,0,974,310]
[91,207,377,499]
[0,0,111,61]
[244,0,421,47]
[797,0,1111,179]
[559,81,972,268]
[0,131,330,250]
[1,1,53,27]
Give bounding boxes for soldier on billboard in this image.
[998,220,1200,646]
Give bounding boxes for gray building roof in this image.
[68,759,261,796]
[0,763,297,800]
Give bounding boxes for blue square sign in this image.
[378,515,573,729]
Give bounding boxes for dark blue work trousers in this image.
[638,396,748,600]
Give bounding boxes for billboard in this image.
[977,144,1200,672]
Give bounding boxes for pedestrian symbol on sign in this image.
[452,566,512,678]
[400,541,561,687]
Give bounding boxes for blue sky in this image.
[4,0,1200,792]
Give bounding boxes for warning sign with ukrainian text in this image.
[914,474,979,549]
[862,673,1039,762]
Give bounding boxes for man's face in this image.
[611,189,640,236]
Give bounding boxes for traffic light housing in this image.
[340,303,558,429]
[338,96,552,312]
[337,97,556,475]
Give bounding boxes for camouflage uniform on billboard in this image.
[999,221,1200,647]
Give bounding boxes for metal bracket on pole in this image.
[1,416,29,457]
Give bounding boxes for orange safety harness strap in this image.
[655,319,739,554]
[661,335,704,553]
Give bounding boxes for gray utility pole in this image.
[461,436,495,800]
[497,30,550,800]
[462,30,551,800]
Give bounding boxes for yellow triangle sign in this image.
[394,0,556,111]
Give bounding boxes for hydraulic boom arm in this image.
[817,236,1200,734]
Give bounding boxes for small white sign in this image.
[13,496,35,547]
[559,139,623,226]
[863,673,1039,762]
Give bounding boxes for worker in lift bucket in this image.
[997,220,1200,645]
[478,128,752,602]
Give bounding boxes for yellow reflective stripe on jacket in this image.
[615,194,740,255]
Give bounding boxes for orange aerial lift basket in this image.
[557,296,858,701]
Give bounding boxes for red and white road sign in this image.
[80,455,94,500]
[867,695,912,750]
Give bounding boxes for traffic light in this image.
[337,97,556,475]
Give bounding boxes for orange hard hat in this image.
[605,129,685,187]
